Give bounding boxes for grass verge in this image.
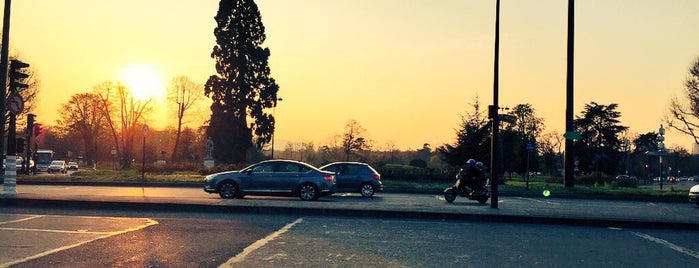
[16,169,690,200]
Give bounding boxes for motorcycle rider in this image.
[473,161,488,194]
[456,159,478,194]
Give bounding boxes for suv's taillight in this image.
[372,174,380,180]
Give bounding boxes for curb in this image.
[8,180,692,203]
[2,196,697,231]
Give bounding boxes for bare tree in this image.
[55,93,106,165]
[93,82,152,168]
[342,119,371,161]
[167,76,204,162]
[667,56,699,145]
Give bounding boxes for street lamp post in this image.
[141,125,148,181]
[658,125,666,190]
[647,124,667,190]
[271,97,282,159]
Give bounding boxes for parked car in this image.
[48,160,67,173]
[668,177,678,183]
[67,161,79,170]
[13,156,34,169]
[689,184,699,207]
[614,175,637,187]
[319,162,383,197]
[204,159,336,201]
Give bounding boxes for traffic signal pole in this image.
[0,0,16,196]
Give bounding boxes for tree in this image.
[633,132,659,154]
[167,76,204,162]
[205,0,280,164]
[502,104,545,176]
[55,93,107,165]
[438,96,491,167]
[93,81,152,168]
[668,56,699,145]
[342,119,371,161]
[574,102,628,175]
[538,131,563,176]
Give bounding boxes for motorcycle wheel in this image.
[444,188,456,203]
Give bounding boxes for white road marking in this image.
[0,227,114,235]
[517,197,560,205]
[0,215,43,224]
[219,218,304,267]
[0,217,159,268]
[632,232,699,260]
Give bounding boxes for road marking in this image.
[0,217,159,268]
[632,232,699,260]
[0,227,114,235]
[0,215,43,224]
[219,217,304,267]
[517,197,560,205]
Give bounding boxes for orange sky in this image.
[9,0,699,151]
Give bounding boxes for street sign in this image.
[7,92,24,115]
[563,131,581,140]
[526,142,535,150]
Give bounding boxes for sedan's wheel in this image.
[218,181,237,199]
[360,183,375,197]
[298,184,319,201]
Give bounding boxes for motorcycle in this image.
[444,177,490,204]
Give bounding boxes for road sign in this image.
[7,92,24,115]
[526,142,535,150]
[563,131,581,140]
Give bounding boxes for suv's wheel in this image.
[218,181,238,199]
[360,183,375,197]
[298,183,319,201]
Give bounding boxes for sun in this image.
[119,63,166,101]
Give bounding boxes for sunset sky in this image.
[9,0,699,151]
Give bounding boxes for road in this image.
[8,184,699,227]
[0,208,697,267]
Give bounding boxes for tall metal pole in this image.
[489,0,501,208]
[564,0,575,188]
[1,0,14,196]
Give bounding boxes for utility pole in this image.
[564,0,576,188]
[1,0,15,196]
[489,0,501,209]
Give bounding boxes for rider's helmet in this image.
[466,159,476,166]
[475,161,484,169]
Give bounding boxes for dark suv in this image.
[320,162,382,197]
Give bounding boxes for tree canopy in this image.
[574,102,628,175]
[668,56,699,144]
[205,0,280,164]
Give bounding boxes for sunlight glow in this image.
[119,64,166,101]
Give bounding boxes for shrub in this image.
[379,164,451,182]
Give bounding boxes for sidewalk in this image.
[1,183,698,231]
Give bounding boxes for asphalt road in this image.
[0,208,697,267]
[8,184,699,228]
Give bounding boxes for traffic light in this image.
[9,59,30,92]
[33,123,42,137]
[16,138,25,153]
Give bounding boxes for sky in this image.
[8,0,699,152]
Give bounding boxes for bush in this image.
[379,164,451,182]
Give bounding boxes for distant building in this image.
[694,143,699,155]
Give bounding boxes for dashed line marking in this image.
[632,232,699,260]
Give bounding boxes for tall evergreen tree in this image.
[437,97,492,168]
[574,102,628,175]
[205,0,280,164]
